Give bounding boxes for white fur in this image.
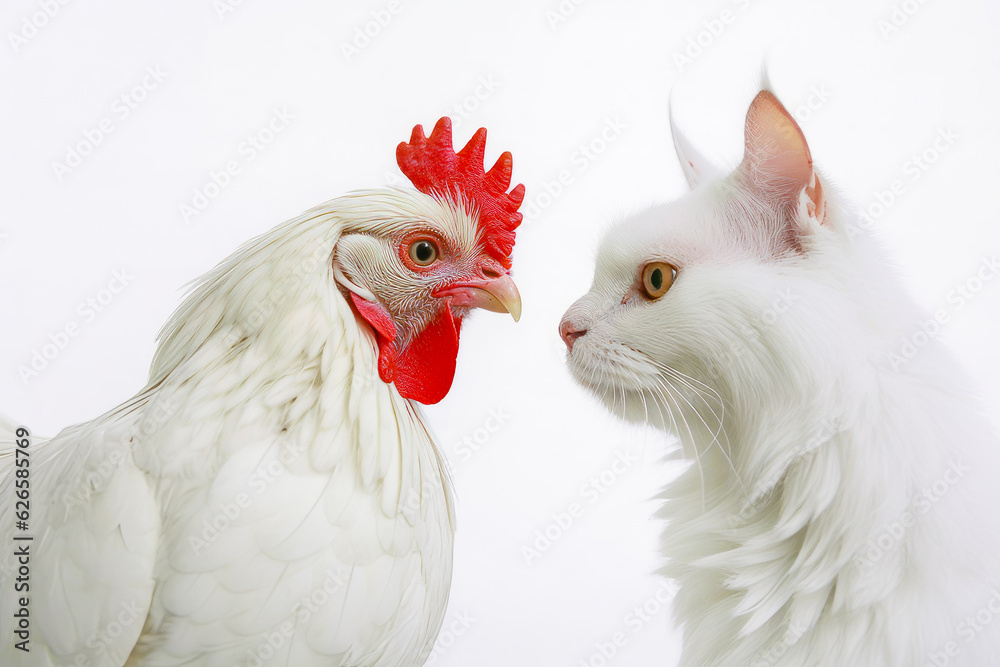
[562,93,1000,666]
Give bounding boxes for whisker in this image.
[662,366,725,434]
[645,360,743,488]
[658,367,745,496]
[653,359,729,422]
[649,375,707,512]
[571,343,744,506]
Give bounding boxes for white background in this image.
[2,0,999,665]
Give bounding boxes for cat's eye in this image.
[407,239,439,267]
[640,262,676,300]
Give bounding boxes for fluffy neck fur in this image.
[564,90,1000,665]
[648,186,1000,666]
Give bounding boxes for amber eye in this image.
[408,239,439,266]
[641,262,676,300]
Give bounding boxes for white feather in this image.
[1,188,467,666]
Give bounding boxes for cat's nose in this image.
[559,319,587,352]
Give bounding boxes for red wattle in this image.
[394,307,462,405]
[349,292,398,383]
[349,292,462,405]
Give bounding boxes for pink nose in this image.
[559,319,587,352]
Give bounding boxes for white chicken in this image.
[0,117,524,666]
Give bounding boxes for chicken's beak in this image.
[434,274,522,322]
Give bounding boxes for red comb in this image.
[397,117,525,268]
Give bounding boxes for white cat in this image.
[559,88,1000,666]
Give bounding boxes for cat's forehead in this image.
[595,191,734,272]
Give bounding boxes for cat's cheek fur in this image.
[560,87,1000,666]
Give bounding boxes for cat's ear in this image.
[670,94,726,189]
[740,90,827,227]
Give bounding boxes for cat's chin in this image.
[568,368,666,427]
[599,392,658,426]
[564,338,676,426]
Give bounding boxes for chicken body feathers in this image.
[1,191,457,666]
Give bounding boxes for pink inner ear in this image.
[744,91,814,200]
[804,173,827,224]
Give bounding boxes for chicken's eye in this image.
[640,262,676,300]
[408,239,439,267]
